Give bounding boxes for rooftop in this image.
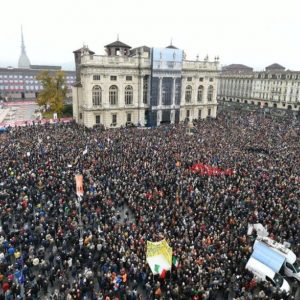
[265,63,285,71]
[105,40,131,48]
[222,64,253,71]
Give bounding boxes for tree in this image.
[37,71,67,115]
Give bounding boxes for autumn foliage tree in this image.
[37,71,67,115]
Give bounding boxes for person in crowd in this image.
[0,111,299,299]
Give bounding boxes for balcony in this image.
[183,60,219,71]
[81,55,151,68]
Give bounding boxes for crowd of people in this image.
[0,111,299,300]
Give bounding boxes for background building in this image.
[0,66,75,101]
[0,28,75,101]
[218,63,300,113]
[72,40,219,128]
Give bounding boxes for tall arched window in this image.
[197,85,203,102]
[109,85,118,105]
[143,82,148,104]
[125,85,133,105]
[185,85,192,103]
[207,85,214,102]
[92,85,102,106]
[143,76,149,104]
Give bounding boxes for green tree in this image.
[37,71,67,115]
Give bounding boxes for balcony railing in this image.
[81,55,151,68]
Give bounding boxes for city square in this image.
[0,0,300,299]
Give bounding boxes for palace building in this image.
[218,63,300,112]
[72,39,219,128]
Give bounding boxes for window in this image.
[79,113,82,119]
[143,82,148,104]
[286,262,295,272]
[162,79,172,105]
[185,85,192,103]
[186,109,190,118]
[95,115,100,124]
[112,114,117,126]
[125,85,133,105]
[197,85,203,102]
[198,109,202,119]
[127,113,132,122]
[109,85,118,105]
[199,77,204,82]
[93,75,101,81]
[187,77,192,82]
[110,76,117,81]
[266,276,274,286]
[126,76,132,81]
[92,86,102,106]
[209,78,214,82]
[175,80,181,105]
[207,85,214,102]
[208,108,211,116]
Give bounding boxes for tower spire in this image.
[21,25,25,52]
[18,25,31,68]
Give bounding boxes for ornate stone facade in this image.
[72,41,219,128]
[218,64,300,112]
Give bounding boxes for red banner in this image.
[190,163,234,176]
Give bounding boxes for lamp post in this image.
[76,195,83,249]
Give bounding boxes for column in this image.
[157,110,162,125]
[171,77,176,123]
[181,78,185,106]
[158,77,162,107]
[170,110,175,124]
[172,77,176,107]
[138,75,143,125]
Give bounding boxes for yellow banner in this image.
[146,239,172,266]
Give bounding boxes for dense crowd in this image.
[0,111,299,300]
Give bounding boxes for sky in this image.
[1,0,300,71]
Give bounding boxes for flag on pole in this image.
[172,256,179,268]
[146,240,172,275]
[83,146,88,155]
[160,269,167,279]
[154,264,160,273]
[75,174,84,197]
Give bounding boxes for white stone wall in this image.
[180,69,218,122]
[218,71,300,111]
[76,52,219,127]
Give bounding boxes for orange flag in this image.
[75,174,84,197]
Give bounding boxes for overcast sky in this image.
[1,0,300,71]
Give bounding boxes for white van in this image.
[255,237,300,281]
[246,257,290,293]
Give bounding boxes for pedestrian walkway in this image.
[0,108,10,123]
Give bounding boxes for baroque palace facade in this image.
[218,63,300,112]
[72,40,219,128]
